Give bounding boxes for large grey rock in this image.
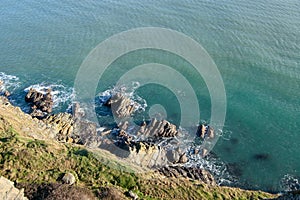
[0,176,28,200]
[128,190,139,200]
[62,172,76,185]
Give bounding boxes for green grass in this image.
[0,125,277,200]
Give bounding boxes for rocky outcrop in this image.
[196,124,214,139]
[72,102,85,119]
[105,93,135,118]
[40,102,100,147]
[25,88,54,118]
[74,120,101,148]
[128,142,169,167]
[43,113,79,143]
[0,176,28,200]
[105,93,178,138]
[158,166,216,186]
[100,93,183,168]
[136,119,178,138]
[100,129,187,168]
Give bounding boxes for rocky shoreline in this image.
[0,81,295,199]
[22,86,216,181]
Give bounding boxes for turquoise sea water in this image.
[0,0,299,192]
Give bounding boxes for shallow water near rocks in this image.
[0,0,300,192]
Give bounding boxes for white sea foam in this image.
[0,72,21,92]
[24,83,75,108]
[280,174,300,192]
[185,149,237,186]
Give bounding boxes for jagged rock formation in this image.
[106,93,178,138]
[43,113,78,143]
[136,119,178,138]
[100,94,185,168]
[0,176,28,200]
[74,120,101,148]
[105,93,135,118]
[158,166,216,186]
[99,128,187,168]
[25,88,54,118]
[197,124,214,139]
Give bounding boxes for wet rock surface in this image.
[106,93,136,118]
[136,118,178,138]
[25,88,54,118]
[196,124,214,139]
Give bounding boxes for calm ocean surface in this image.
[0,0,299,192]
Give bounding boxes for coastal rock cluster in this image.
[105,92,136,118]
[25,88,54,118]
[7,88,216,185]
[0,79,287,199]
[97,93,215,180]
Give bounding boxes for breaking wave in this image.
[24,83,75,109]
[0,72,21,92]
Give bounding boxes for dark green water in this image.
[0,0,300,192]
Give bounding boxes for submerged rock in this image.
[226,162,243,177]
[253,153,270,161]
